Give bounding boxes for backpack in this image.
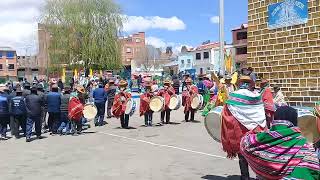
[68,97,84,121]
[0,95,9,115]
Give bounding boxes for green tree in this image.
[41,0,123,72]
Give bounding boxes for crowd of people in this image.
[0,67,319,179]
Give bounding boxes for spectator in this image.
[58,86,71,134]
[58,79,64,91]
[10,88,27,139]
[0,84,10,140]
[46,84,61,134]
[93,83,107,126]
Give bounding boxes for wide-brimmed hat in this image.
[24,82,31,87]
[109,79,115,84]
[76,85,86,94]
[37,84,43,89]
[224,75,232,80]
[163,79,171,85]
[119,80,128,87]
[239,75,253,83]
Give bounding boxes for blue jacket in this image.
[11,96,26,115]
[197,81,207,95]
[93,88,107,104]
[47,92,61,113]
[0,93,10,117]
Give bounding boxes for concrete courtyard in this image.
[0,106,254,180]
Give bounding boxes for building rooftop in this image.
[0,47,15,51]
[232,23,248,31]
[194,42,220,51]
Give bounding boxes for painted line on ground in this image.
[98,131,234,160]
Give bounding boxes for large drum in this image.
[83,103,98,121]
[150,96,165,112]
[191,94,203,110]
[125,98,136,116]
[204,106,223,142]
[169,95,181,110]
[294,107,320,143]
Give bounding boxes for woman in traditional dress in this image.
[240,106,320,180]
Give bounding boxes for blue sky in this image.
[117,0,248,50]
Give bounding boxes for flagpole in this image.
[219,0,225,75]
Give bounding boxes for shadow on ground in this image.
[202,175,256,180]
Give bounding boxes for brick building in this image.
[232,23,248,69]
[0,47,17,81]
[247,0,320,107]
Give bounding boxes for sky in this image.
[0,0,247,55]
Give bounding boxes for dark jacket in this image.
[106,85,117,99]
[58,81,64,90]
[93,88,107,104]
[25,94,43,117]
[46,92,61,113]
[22,89,31,97]
[0,92,10,117]
[60,94,71,113]
[10,96,26,115]
[173,79,180,94]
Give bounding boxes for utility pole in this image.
[219,0,225,76]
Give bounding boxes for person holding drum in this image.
[140,81,154,127]
[157,79,175,125]
[182,78,199,122]
[106,79,117,119]
[112,80,132,129]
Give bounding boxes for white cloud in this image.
[123,16,186,32]
[0,0,45,55]
[210,16,220,24]
[146,36,192,54]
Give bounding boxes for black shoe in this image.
[107,116,112,119]
[26,138,31,142]
[37,136,44,139]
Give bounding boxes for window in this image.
[236,47,247,55]
[203,52,209,59]
[0,64,2,70]
[181,60,185,64]
[237,32,247,40]
[135,38,141,43]
[126,47,132,53]
[187,59,191,64]
[207,67,210,70]
[196,53,201,60]
[8,64,14,70]
[6,52,15,59]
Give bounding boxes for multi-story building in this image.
[119,32,146,68]
[0,47,17,81]
[232,23,248,70]
[192,42,220,75]
[17,55,39,82]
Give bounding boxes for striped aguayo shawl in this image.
[240,120,320,180]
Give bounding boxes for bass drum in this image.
[125,98,136,116]
[150,96,165,112]
[83,103,98,121]
[169,94,181,110]
[294,106,320,143]
[191,94,203,110]
[204,106,223,142]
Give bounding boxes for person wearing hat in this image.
[182,78,199,122]
[112,80,132,129]
[219,75,266,179]
[0,84,11,140]
[157,79,175,124]
[57,86,71,135]
[10,87,27,139]
[93,83,107,126]
[140,81,154,127]
[25,85,44,142]
[260,79,275,127]
[37,83,48,133]
[22,82,31,97]
[106,79,117,119]
[46,84,61,134]
[68,85,86,134]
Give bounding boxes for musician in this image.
[182,78,199,122]
[68,86,86,134]
[140,81,154,127]
[220,75,266,180]
[112,80,132,129]
[106,79,117,119]
[158,80,175,124]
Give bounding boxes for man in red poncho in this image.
[157,79,175,125]
[182,78,199,122]
[221,76,267,180]
[260,79,275,127]
[140,81,154,127]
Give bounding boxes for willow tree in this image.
[41,0,123,72]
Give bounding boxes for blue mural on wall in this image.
[268,0,308,29]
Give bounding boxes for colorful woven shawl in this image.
[240,120,320,180]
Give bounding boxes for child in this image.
[140,82,154,127]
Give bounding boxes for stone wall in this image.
[247,0,320,107]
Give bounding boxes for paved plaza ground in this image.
[0,106,255,180]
